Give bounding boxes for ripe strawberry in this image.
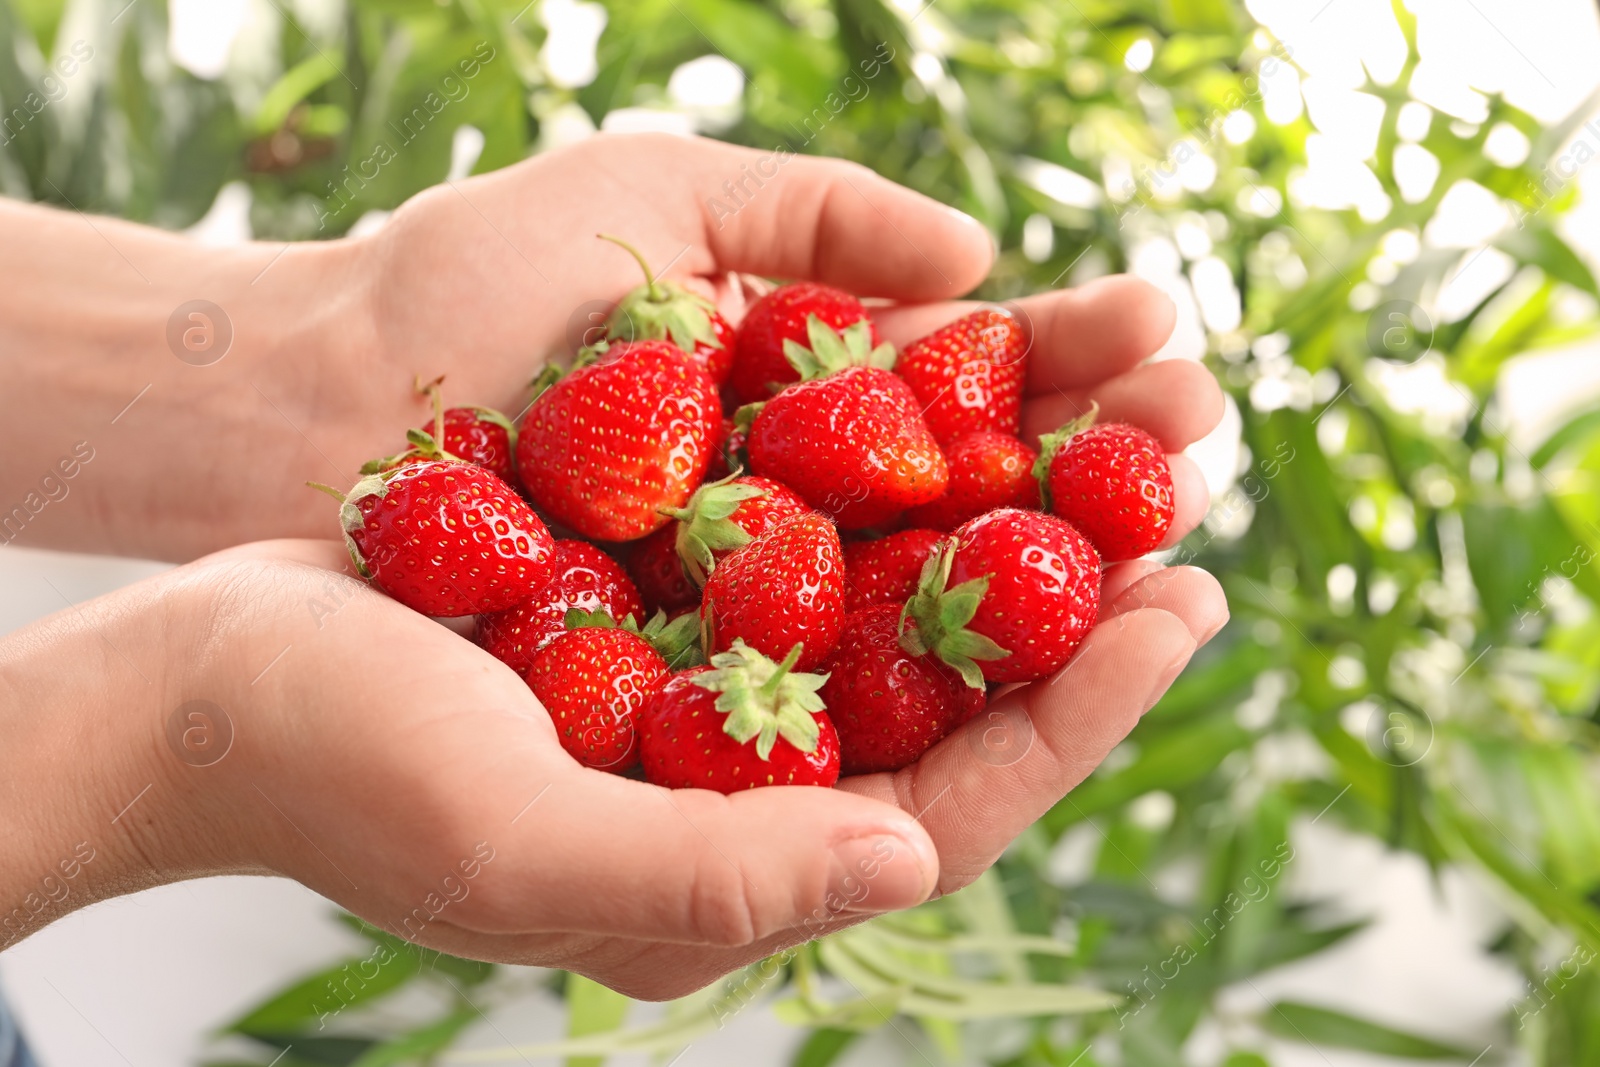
[362,380,522,491]
[1036,405,1174,561]
[667,473,811,585]
[903,508,1100,684]
[527,626,668,772]
[598,234,735,385]
[819,606,986,774]
[639,642,840,793]
[701,512,844,671]
[336,461,555,617]
[905,431,1040,531]
[627,524,700,616]
[747,320,947,530]
[730,282,880,403]
[475,540,644,673]
[895,306,1029,446]
[842,528,946,613]
[517,340,720,541]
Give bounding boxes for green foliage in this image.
[10,0,1600,1062]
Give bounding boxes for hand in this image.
[1,527,1220,1001]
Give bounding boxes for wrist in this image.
[0,199,385,559]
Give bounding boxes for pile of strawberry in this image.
[324,236,1176,794]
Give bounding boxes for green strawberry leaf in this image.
[667,471,768,585]
[694,641,829,758]
[783,316,897,381]
[900,541,1009,689]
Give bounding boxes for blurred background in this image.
[4,0,1600,1064]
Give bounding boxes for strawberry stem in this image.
[597,233,666,303]
[306,481,346,503]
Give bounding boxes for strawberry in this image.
[362,381,522,491]
[729,282,880,403]
[747,319,947,530]
[517,340,720,542]
[819,606,986,773]
[475,540,645,673]
[842,528,946,613]
[627,524,701,616]
[905,431,1040,531]
[903,508,1101,684]
[334,461,555,617]
[639,641,840,793]
[895,306,1029,446]
[526,626,668,772]
[1035,404,1174,561]
[666,472,811,585]
[701,512,844,671]
[598,234,735,385]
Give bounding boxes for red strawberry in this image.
[527,626,668,772]
[730,282,879,403]
[895,306,1029,445]
[747,319,947,530]
[667,473,811,585]
[336,461,555,617]
[1036,405,1174,561]
[701,512,845,671]
[363,381,521,491]
[517,340,720,542]
[905,431,1040,531]
[639,642,840,793]
[903,508,1100,684]
[842,528,946,613]
[820,606,986,774]
[475,540,645,673]
[627,524,700,616]
[599,234,735,385]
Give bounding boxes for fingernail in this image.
[1199,607,1230,645]
[1143,651,1191,714]
[824,832,936,917]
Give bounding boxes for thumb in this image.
[459,769,940,947]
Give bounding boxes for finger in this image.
[195,538,353,572]
[1021,358,1224,451]
[837,608,1197,893]
[868,275,1175,391]
[454,771,940,947]
[1103,566,1229,645]
[1100,558,1164,602]
[1163,453,1210,547]
[679,138,993,301]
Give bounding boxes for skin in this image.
[0,134,1227,1000]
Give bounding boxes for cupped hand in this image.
[135,524,1221,1002]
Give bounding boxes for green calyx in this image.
[358,426,465,475]
[783,316,896,382]
[327,471,392,580]
[899,540,1009,690]
[666,469,765,586]
[564,607,706,669]
[693,640,829,759]
[1031,401,1099,512]
[598,233,725,356]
